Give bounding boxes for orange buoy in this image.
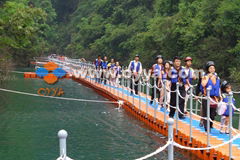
[44,62,58,71]
[43,73,58,84]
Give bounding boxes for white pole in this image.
[163,80,167,126]
[228,92,233,160]
[154,77,157,122]
[238,113,240,130]
[132,77,135,106]
[58,130,68,157]
[176,83,179,134]
[117,76,120,98]
[146,81,149,118]
[207,86,211,147]
[168,118,174,160]
[127,78,130,102]
[121,76,124,100]
[195,98,198,114]
[189,86,193,142]
[138,80,141,112]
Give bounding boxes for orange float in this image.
[44,62,58,71]
[43,73,58,84]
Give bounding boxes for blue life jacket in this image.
[153,64,162,77]
[185,68,193,84]
[162,71,168,80]
[200,75,220,96]
[95,59,102,68]
[222,94,236,116]
[115,66,121,75]
[170,67,186,84]
[130,61,141,72]
[110,63,115,69]
[101,61,108,69]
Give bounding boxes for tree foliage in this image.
[0,0,54,65]
[0,0,240,82]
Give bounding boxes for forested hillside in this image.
[0,0,240,81]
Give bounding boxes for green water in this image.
[0,71,200,160]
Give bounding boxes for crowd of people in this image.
[94,55,236,134]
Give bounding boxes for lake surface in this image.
[0,70,200,160]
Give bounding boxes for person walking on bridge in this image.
[113,61,122,86]
[220,81,235,134]
[107,58,116,69]
[101,56,108,70]
[128,54,142,95]
[183,56,196,113]
[95,55,102,70]
[161,60,172,111]
[101,56,108,84]
[200,61,221,132]
[169,56,187,119]
[149,55,164,105]
[94,55,102,83]
[108,58,116,85]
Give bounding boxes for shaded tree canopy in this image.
[0,0,240,82]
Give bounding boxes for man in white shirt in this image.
[128,54,142,95]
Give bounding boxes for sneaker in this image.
[210,125,213,129]
[219,128,224,134]
[179,116,186,120]
[225,130,229,134]
[150,100,153,105]
[205,128,211,133]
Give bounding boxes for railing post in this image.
[195,98,199,114]
[207,86,211,147]
[229,92,233,160]
[127,78,130,102]
[117,76,120,98]
[100,70,103,86]
[105,73,107,90]
[154,77,157,122]
[100,71,103,86]
[89,72,91,83]
[163,80,167,126]
[146,81,149,118]
[189,86,193,143]
[121,76,124,100]
[132,77,135,106]
[138,80,141,112]
[107,78,110,91]
[58,130,68,158]
[125,74,127,87]
[176,83,179,134]
[168,118,174,160]
[109,74,112,93]
[238,109,240,130]
[114,77,116,95]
